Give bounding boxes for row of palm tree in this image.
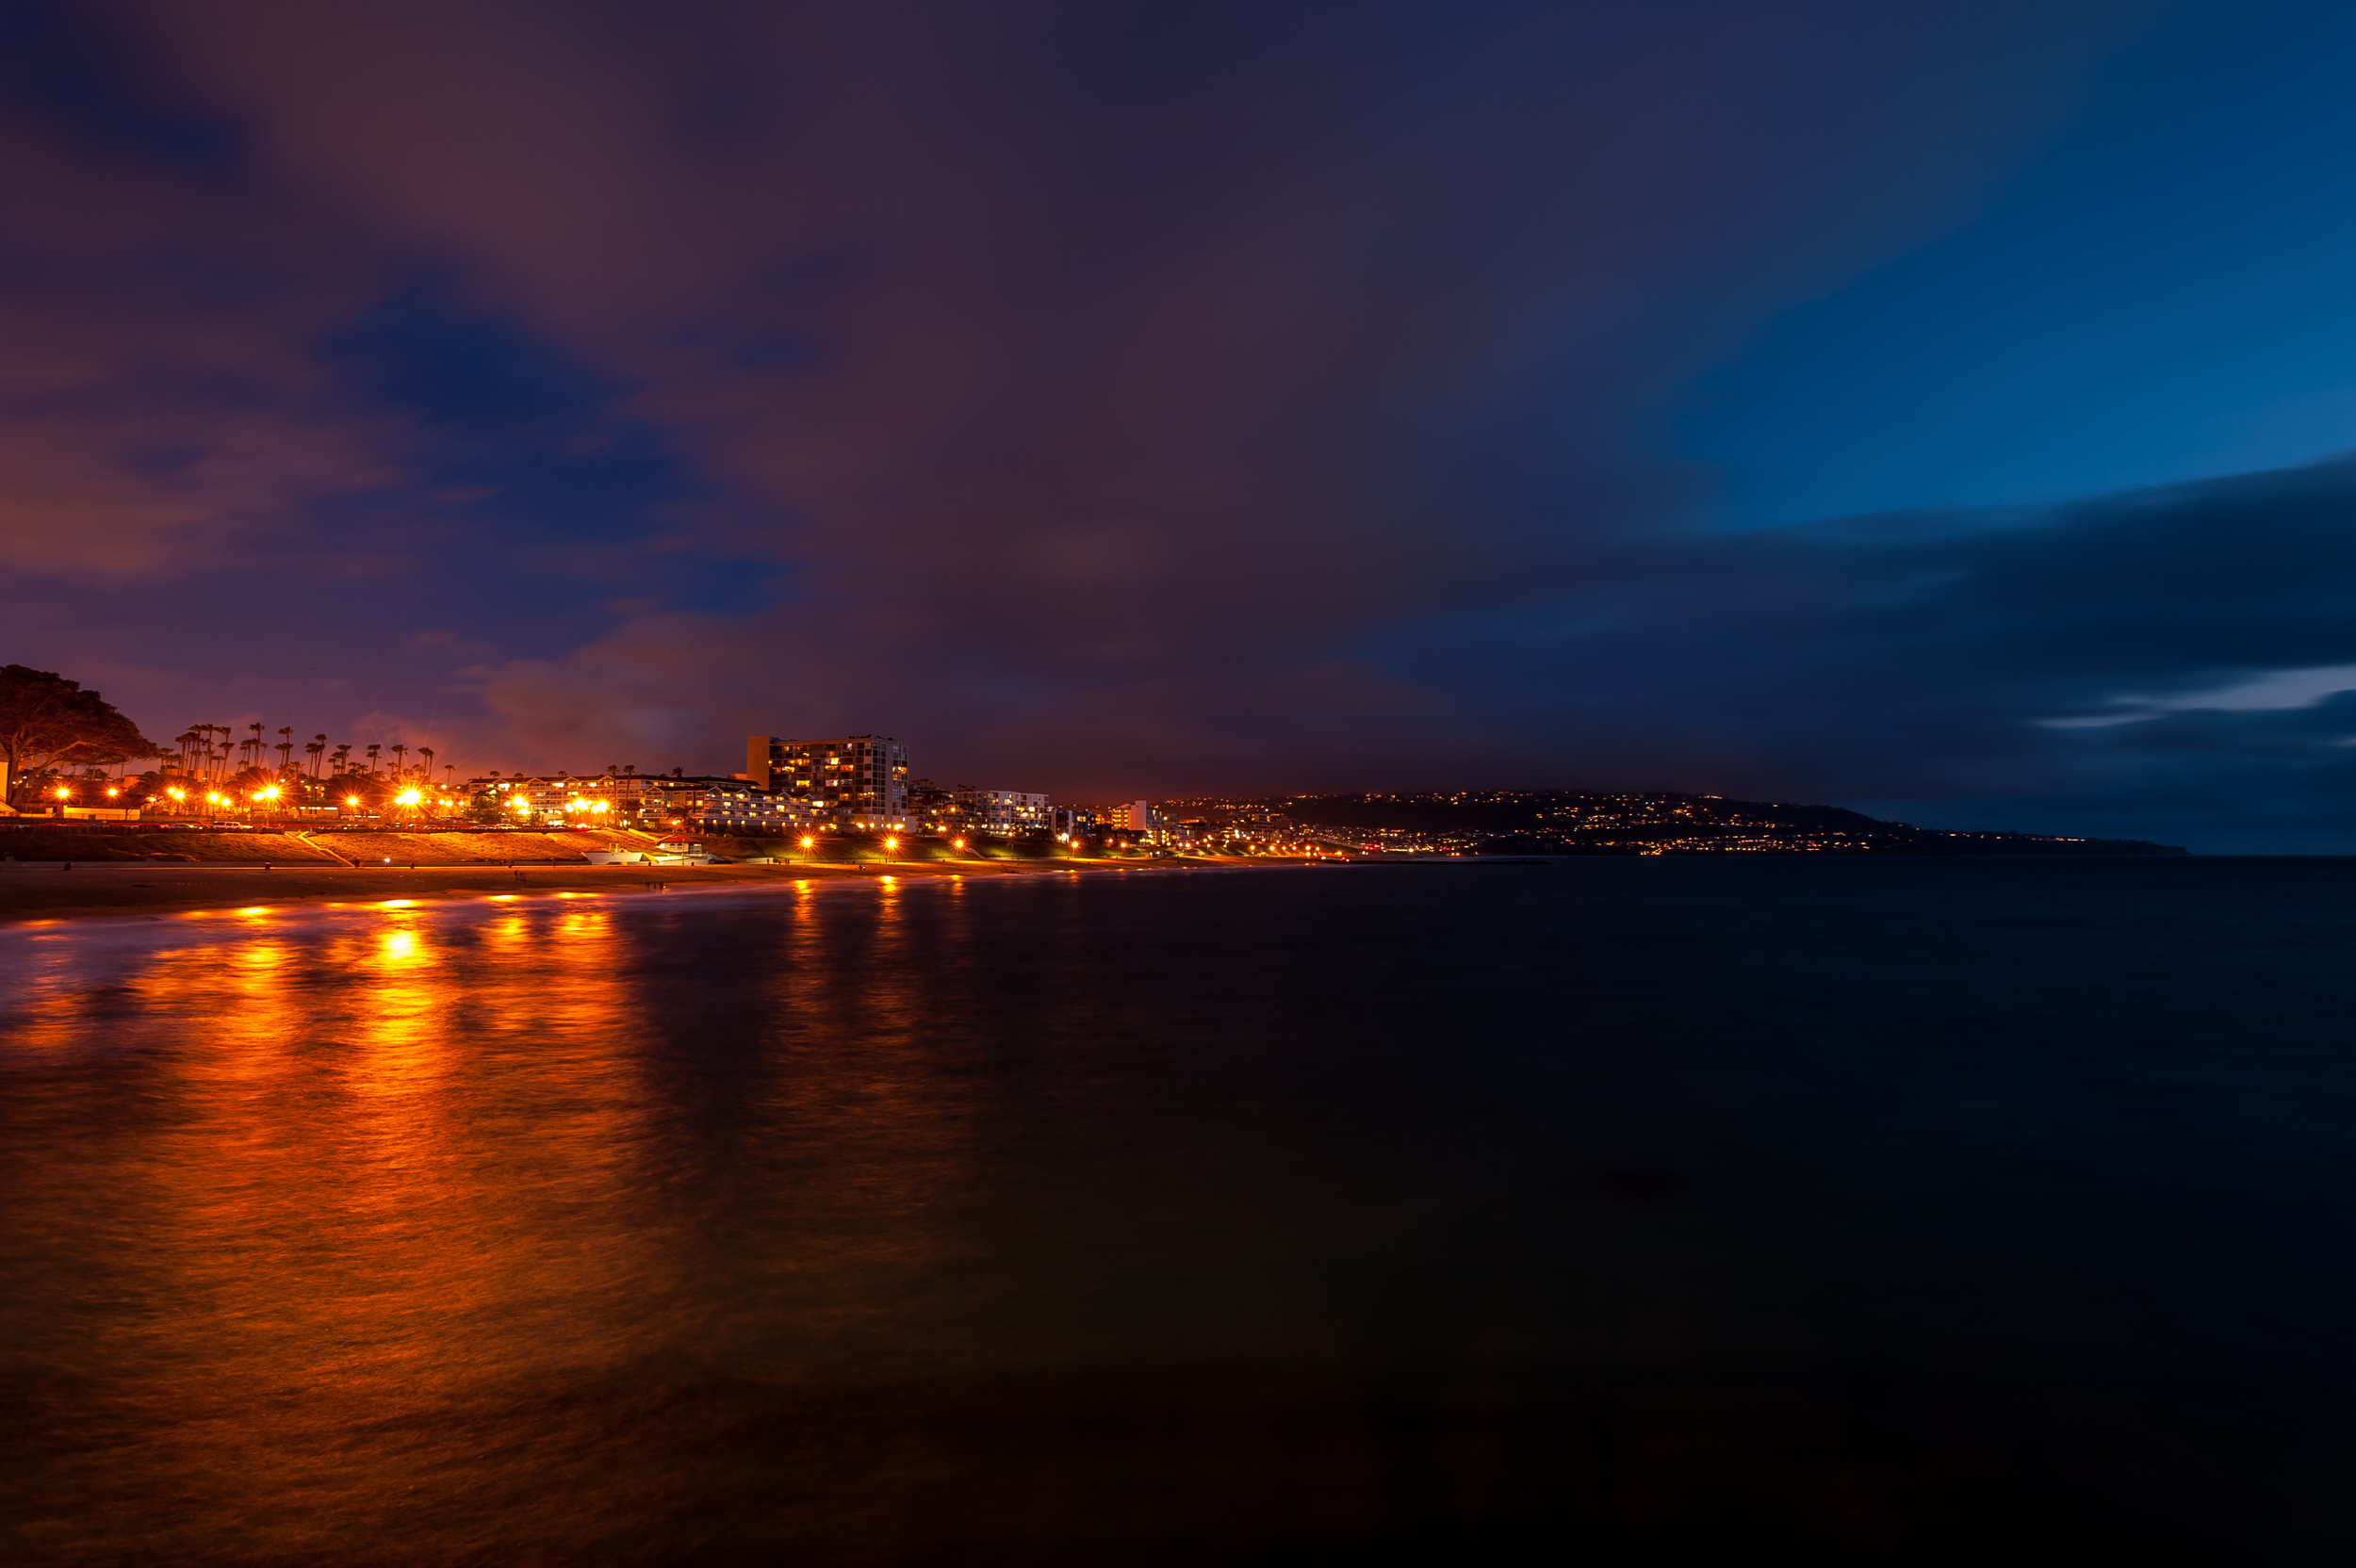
[162,724,448,789]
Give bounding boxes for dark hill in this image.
[1227,792,2185,856]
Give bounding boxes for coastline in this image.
[0,856,1249,925]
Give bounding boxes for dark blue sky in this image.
[4,0,2355,850]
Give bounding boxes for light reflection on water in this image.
[1,885,1060,1562]
[4,863,2356,1563]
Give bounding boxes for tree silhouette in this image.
[0,666,159,808]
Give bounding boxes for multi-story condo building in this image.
[470,772,810,834]
[1101,800,1162,841]
[746,734,910,828]
[470,774,630,826]
[907,778,960,833]
[637,776,812,835]
[956,787,1050,836]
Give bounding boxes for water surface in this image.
[4,860,2353,1563]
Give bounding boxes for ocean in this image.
[3,858,2352,1563]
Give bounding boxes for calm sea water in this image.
[3,859,2353,1564]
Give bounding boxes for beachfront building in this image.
[956,787,1050,836]
[470,774,629,827]
[1103,800,1161,838]
[907,778,957,833]
[636,776,813,835]
[746,734,910,829]
[466,772,800,834]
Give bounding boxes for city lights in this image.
[19,711,1109,857]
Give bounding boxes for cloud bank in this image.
[13,1,2356,847]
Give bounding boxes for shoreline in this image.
[0,856,1257,926]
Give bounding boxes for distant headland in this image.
[1174,792,2189,857]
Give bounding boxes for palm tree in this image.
[389,743,408,781]
[418,747,435,791]
[305,736,326,776]
[365,743,381,776]
[275,728,294,776]
[332,743,352,775]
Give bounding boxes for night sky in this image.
[7,1,2356,850]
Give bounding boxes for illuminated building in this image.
[636,776,811,834]
[955,787,1050,835]
[746,734,909,828]
[1103,800,1160,837]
